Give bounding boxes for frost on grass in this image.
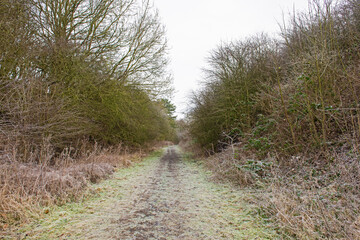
[15,147,278,239]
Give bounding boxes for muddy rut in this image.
[116,147,193,239]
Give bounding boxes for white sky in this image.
[152,0,310,118]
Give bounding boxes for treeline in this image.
[0,0,177,163]
[189,0,360,156]
[187,1,360,238]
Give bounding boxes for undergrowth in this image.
[264,151,360,239]
[0,141,170,234]
[184,0,360,238]
[187,142,360,239]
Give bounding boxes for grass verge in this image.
[0,146,163,239]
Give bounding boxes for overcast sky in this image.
[152,0,310,118]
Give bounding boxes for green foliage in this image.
[237,159,272,179]
[247,137,271,152]
[189,34,277,151]
[161,98,177,120]
[0,0,176,161]
[245,115,275,155]
[189,0,360,156]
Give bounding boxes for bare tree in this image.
[31,0,170,95]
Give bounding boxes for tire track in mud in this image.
[115,147,191,239]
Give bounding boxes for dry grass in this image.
[0,140,166,232]
[0,161,114,230]
[262,150,360,239]
[178,0,360,238]
[202,142,360,239]
[203,145,256,186]
[185,1,360,237]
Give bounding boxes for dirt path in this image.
[16,147,278,239]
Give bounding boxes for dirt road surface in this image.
[16,147,278,239]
